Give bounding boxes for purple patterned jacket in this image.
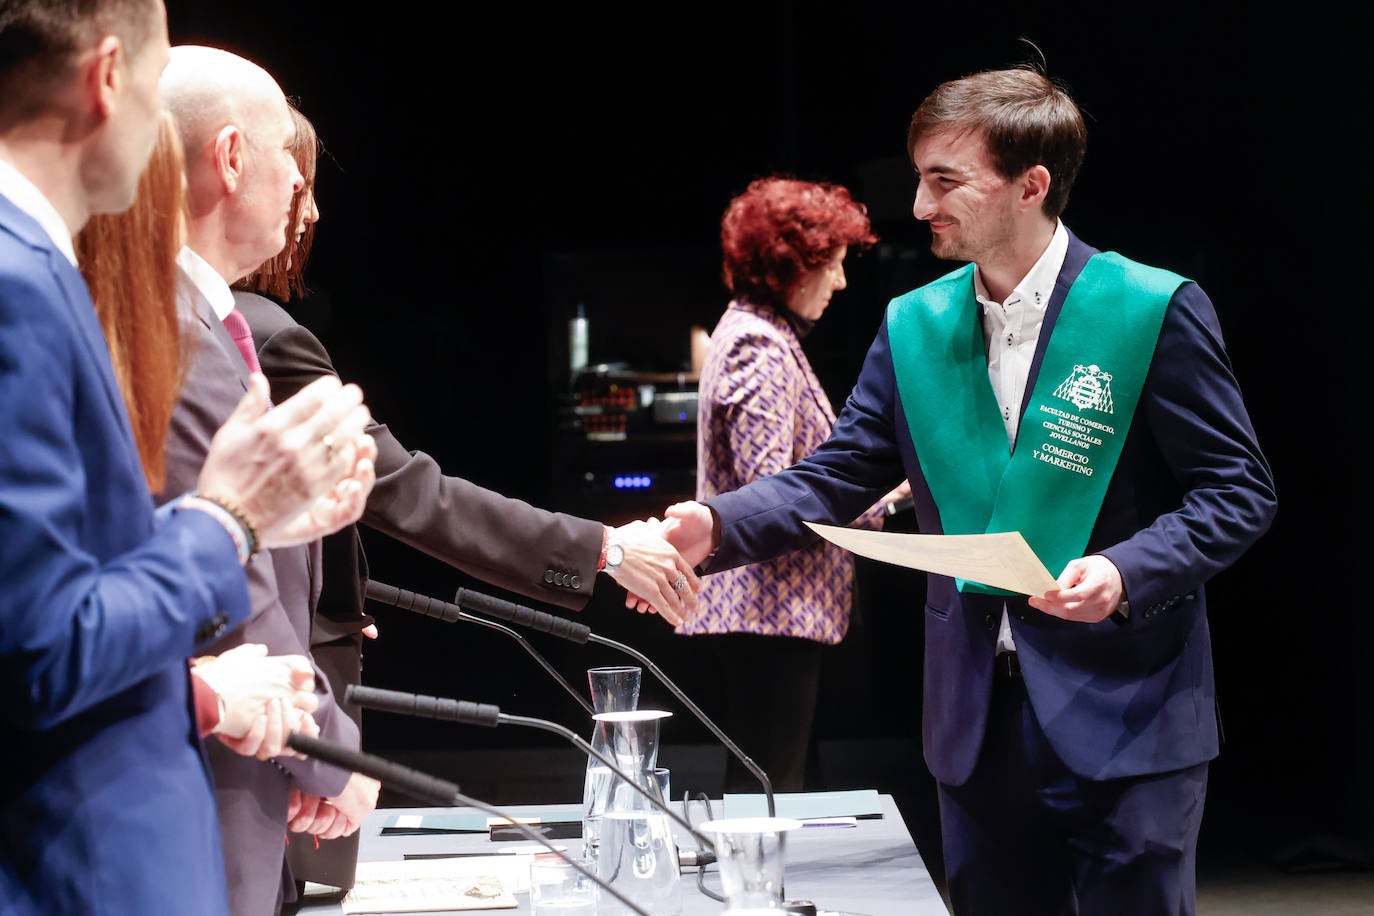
[677,301,882,644]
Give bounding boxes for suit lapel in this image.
[1020,232,1098,421]
[0,197,138,452]
[187,285,250,394]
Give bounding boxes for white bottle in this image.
[570,302,589,376]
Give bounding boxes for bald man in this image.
[158,46,378,916]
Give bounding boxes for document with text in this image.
[805,522,1059,596]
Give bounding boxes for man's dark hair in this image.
[907,64,1087,219]
[0,0,157,127]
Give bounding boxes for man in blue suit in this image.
[0,2,378,913]
[663,65,1276,915]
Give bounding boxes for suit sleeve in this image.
[708,315,909,571]
[0,270,250,729]
[253,315,604,610]
[1096,283,1277,611]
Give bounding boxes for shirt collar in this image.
[175,245,235,320]
[973,219,1070,311]
[0,158,77,266]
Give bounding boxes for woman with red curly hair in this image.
[677,175,910,792]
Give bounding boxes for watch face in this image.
[606,543,625,568]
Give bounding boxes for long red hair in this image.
[76,111,195,491]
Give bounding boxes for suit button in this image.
[984,613,994,630]
[544,570,554,584]
[555,572,566,586]
[195,613,228,643]
[570,575,582,589]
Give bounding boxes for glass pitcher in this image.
[592,709,681,916]
[581,666,642,863]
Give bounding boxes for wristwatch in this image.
[603,538,625,572]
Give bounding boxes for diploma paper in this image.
[805,522,1059,596]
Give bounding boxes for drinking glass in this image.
[529,853,597,916]
[697,816,803,911]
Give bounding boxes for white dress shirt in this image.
[972,220,1069,654]
[0,158,77,265]
[175,245,235,320]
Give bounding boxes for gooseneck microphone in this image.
[285,732,651,916]
[287,730,459,807]
[345,683,714,859]
[365,579,777,818]
[362,580,591,717]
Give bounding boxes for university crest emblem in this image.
[1053,364,1114,413]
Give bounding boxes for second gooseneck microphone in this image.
[364,579,777,817]
[345,683,714,858]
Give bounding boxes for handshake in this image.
[598,515,710,626]
[614,482,911,620]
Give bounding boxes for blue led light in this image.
[612,474,654,490]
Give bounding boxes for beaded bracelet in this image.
[178,493,258,566]
[194,492,259,557]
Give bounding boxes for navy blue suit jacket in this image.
[0,197,250,913]
[707,232,1277,786]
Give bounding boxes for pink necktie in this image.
[222,307,261,374]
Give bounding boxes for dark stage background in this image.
[169,1,1368,877]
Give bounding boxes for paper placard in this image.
[723,788,883,821]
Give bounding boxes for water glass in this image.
[697,816,803,911]
[529,853,597,915]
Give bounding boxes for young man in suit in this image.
[0,3,377,913]
[158,45,379,916]
[661,65,1276,915]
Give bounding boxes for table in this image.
[296,794,947,915]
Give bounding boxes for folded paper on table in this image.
[342,856,528,912]
[723,788,883,821]
[380,810,580,836]
[804,522,1059,596]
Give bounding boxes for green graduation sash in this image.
[888,252,1186,594]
